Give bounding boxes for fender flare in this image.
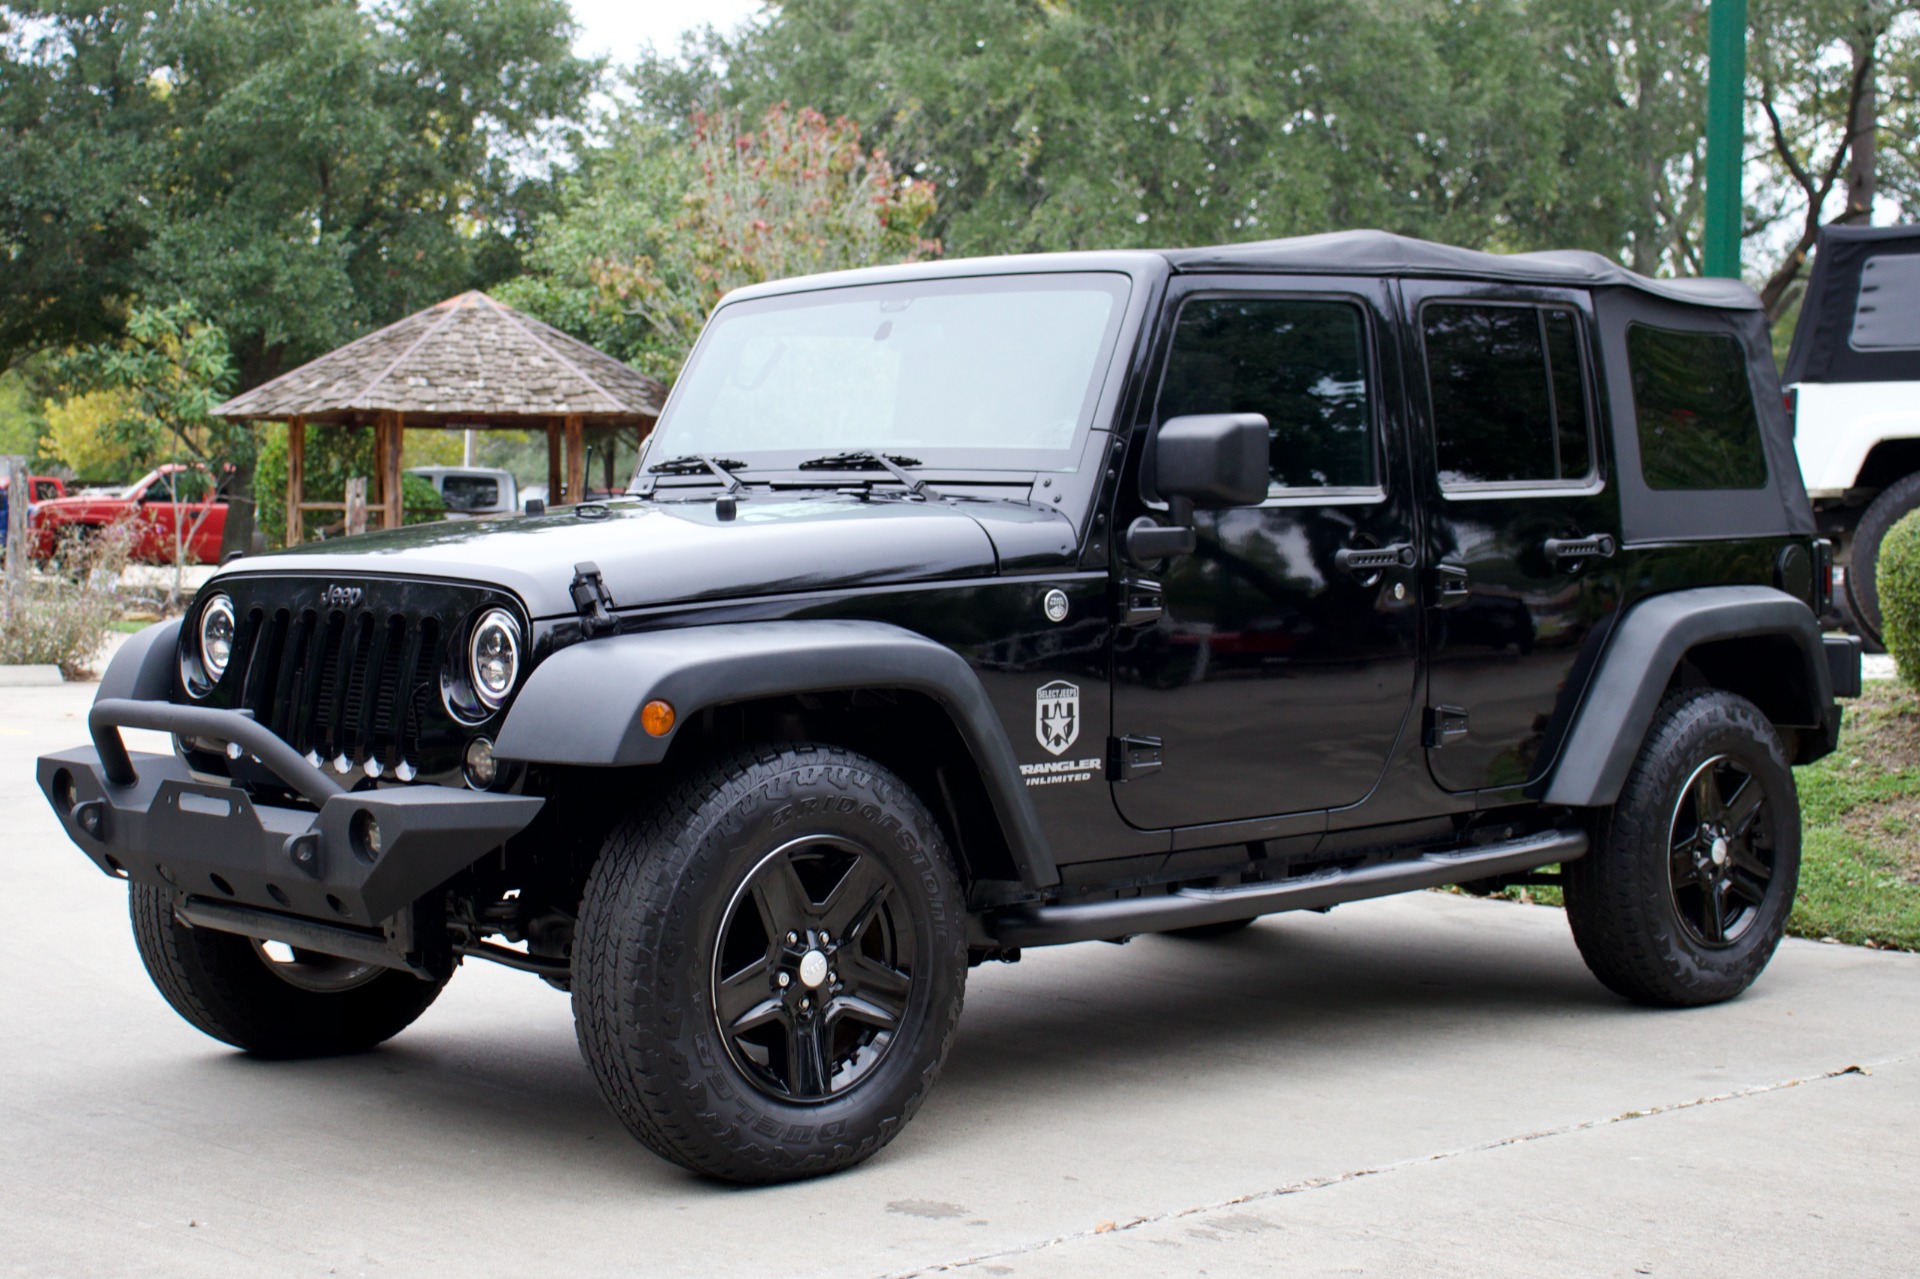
[1541,586,1831,808]
[494,619,1059,888]
[98,617,181,704]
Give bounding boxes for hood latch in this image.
[570,561,617,638]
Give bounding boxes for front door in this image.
[1111,276,1420,830]
[1403,283,1624,793]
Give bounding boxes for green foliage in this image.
[0,519,135,678]
[54,304,237,469]
[0,0,597,385]
[1878,508,1920,689]
[0,366,47,463]
[254,424,445,547]
[1790,679,1920,950]
[507,104,937,380]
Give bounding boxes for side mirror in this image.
[1153,413,1270,510]
[1127,413,1269,566]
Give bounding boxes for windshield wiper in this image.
[647,454,748,493]
[795,450,932,498]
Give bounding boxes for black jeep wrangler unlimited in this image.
[39,231,1861,1183]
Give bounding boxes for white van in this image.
[405,466,519,519]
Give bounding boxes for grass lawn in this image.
[1486,679,1920,952]
[1792,678,1920,951]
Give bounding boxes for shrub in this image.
[1879,508,1920,690]
[0,519,135,678]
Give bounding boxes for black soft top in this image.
[1166,230,1763,311]
[1782,224,1920,385]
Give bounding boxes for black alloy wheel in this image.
[1563,688,1801,1007]
[713,836,917,1103]
[572,743,967,1183]
[1665,754,1775,948]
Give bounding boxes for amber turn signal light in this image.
[641,700,676,737]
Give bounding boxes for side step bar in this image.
[987,828,1587,948]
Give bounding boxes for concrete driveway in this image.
[3,679,1916,1278]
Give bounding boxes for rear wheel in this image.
[1845,471,1920,650]
[1563,689,1800,1007]
[573,743,967,1183]
[129,886,446,1056]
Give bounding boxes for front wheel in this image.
[573,743,967,1183]
[1563,689,1801,1007]
[130,886,447,1057]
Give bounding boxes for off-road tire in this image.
[1845,471,1920,651]
[129,886,447,1057]
[1163,917,1258,939]
[1563,689,1800,1007]
[572,743,968,1184]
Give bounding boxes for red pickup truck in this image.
[29,464,228,565]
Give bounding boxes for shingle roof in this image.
[215,292,664,424]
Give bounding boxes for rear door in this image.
[1403,282,1624,793]
[1110,275,1421,829]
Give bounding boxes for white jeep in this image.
[1786,223,1920,648]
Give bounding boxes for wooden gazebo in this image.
[215,291,665,541]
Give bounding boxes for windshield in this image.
[637,273,1131,483]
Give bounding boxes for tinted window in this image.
[441,475,502,511]
[1424,304,1592,487]
[1628,324,1768,490]
[1158,297,1374,490]
[1851,254,1920,351]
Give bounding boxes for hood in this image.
[214,492,1073,617]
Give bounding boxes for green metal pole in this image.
[1703,0,1748,278]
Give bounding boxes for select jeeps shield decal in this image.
[1035,680,1080,756]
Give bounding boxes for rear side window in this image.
[1423,303,1594,488]
[1627,324,1767,491]
[441,475,502,511]
[1158,297,1376,491]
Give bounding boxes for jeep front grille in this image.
[227,604,440,770]
[179,576,523,785]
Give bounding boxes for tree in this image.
[628,0,1570,258]
[1750,1,1916,319]
[1,0,597,551]
[514,103,938,381]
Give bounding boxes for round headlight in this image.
[467,609,521,710]
[199,595,236,682]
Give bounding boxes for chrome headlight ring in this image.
[197,594,236,685]
[467,608,521,711]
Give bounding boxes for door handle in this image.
[1544,534,1617,562]
[1333,543,1417,578]
[1434,564,1471,608]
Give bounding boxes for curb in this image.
[0,664,64,686]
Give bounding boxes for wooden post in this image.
[3,455,27,594]
[565,414,585,503]
[287,415,306,546]
[386,412,405,529]
[345,477,369,537]
[546,420,562,503]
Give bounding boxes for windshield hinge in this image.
[570,561,617,638]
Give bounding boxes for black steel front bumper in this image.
[37,697,543,930]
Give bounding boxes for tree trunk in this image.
[1840,34,1877,224]
[218,456,257,561]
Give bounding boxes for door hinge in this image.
[1108,734,1164,781]
[1115,579,1164,626]
[1423,706,1469,747]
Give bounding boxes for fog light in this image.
[465,736,498,788]
[350,809,382,861]
[641,699,676,737]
